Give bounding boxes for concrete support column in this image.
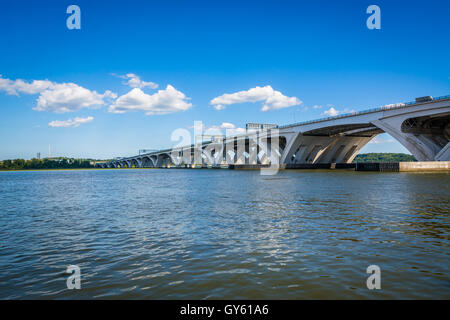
[372,120,436,161]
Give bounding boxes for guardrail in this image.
[279,94,450,129]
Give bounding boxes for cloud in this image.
[0,75,117,113]
[210,122,246,135]
[312,105,322,109]
[219,122,236,130]
[108,85,192,115]
[368,136,394,144]
[35,83,116,113]
[48,116,94,128]
[210,85,302,111]
[368,137,382,144]
[320,106,356,117]
[190,122,246,136]
[321,107,340,117]
[0,74,52,95]
[113,73,158,89]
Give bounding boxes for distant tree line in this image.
[0,153,417,169]
[0,157,96,170]
[353,153,416,163]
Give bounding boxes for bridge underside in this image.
[282,124,383,165]
[373,113,450,161]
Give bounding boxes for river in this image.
[0,169,448,299]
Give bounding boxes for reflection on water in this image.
[0,169,448,299]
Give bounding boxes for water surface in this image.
[0,169,449,299]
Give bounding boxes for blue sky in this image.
[0,0,449,159]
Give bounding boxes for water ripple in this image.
[0,169,449,299]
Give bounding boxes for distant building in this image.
[36,152,40,159]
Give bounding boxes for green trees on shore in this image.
[0,158,95,170]
[0,153,417,170]
[353,153,416,163]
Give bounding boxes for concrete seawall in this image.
[355,161,450,172]
[229,162,450,172]
[399,161,450,172]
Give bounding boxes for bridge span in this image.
[97,95,450,169]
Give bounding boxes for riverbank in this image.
[232,161,450,172]
[0,168,102,172]
[2,161,449,172]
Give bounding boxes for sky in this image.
[0,0,449,160]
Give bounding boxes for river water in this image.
[0,169,448,299]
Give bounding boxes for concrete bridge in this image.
[97,95,450,169]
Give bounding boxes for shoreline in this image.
[1,162,449,173]
[0,168,146,172]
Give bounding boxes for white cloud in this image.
[210,122,245,136]
[211,122,246,135]
[0,75,117,113]
[35,83,116,113]
[368,137,382,144]
[219,122,236,129]
[320,107,356,117]
[108,85,192,115]
[114,73,158,89]
[0,74,52,95]
[210,85,302,111]
[368,136,394,144]
[321,107,340,117]
[228,128,246,135]
[48,116,94,128]
[312,105,322,109]
[190,122,246,136]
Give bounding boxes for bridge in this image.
[97,95,450,169]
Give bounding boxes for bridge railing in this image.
[279,94,450,129]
